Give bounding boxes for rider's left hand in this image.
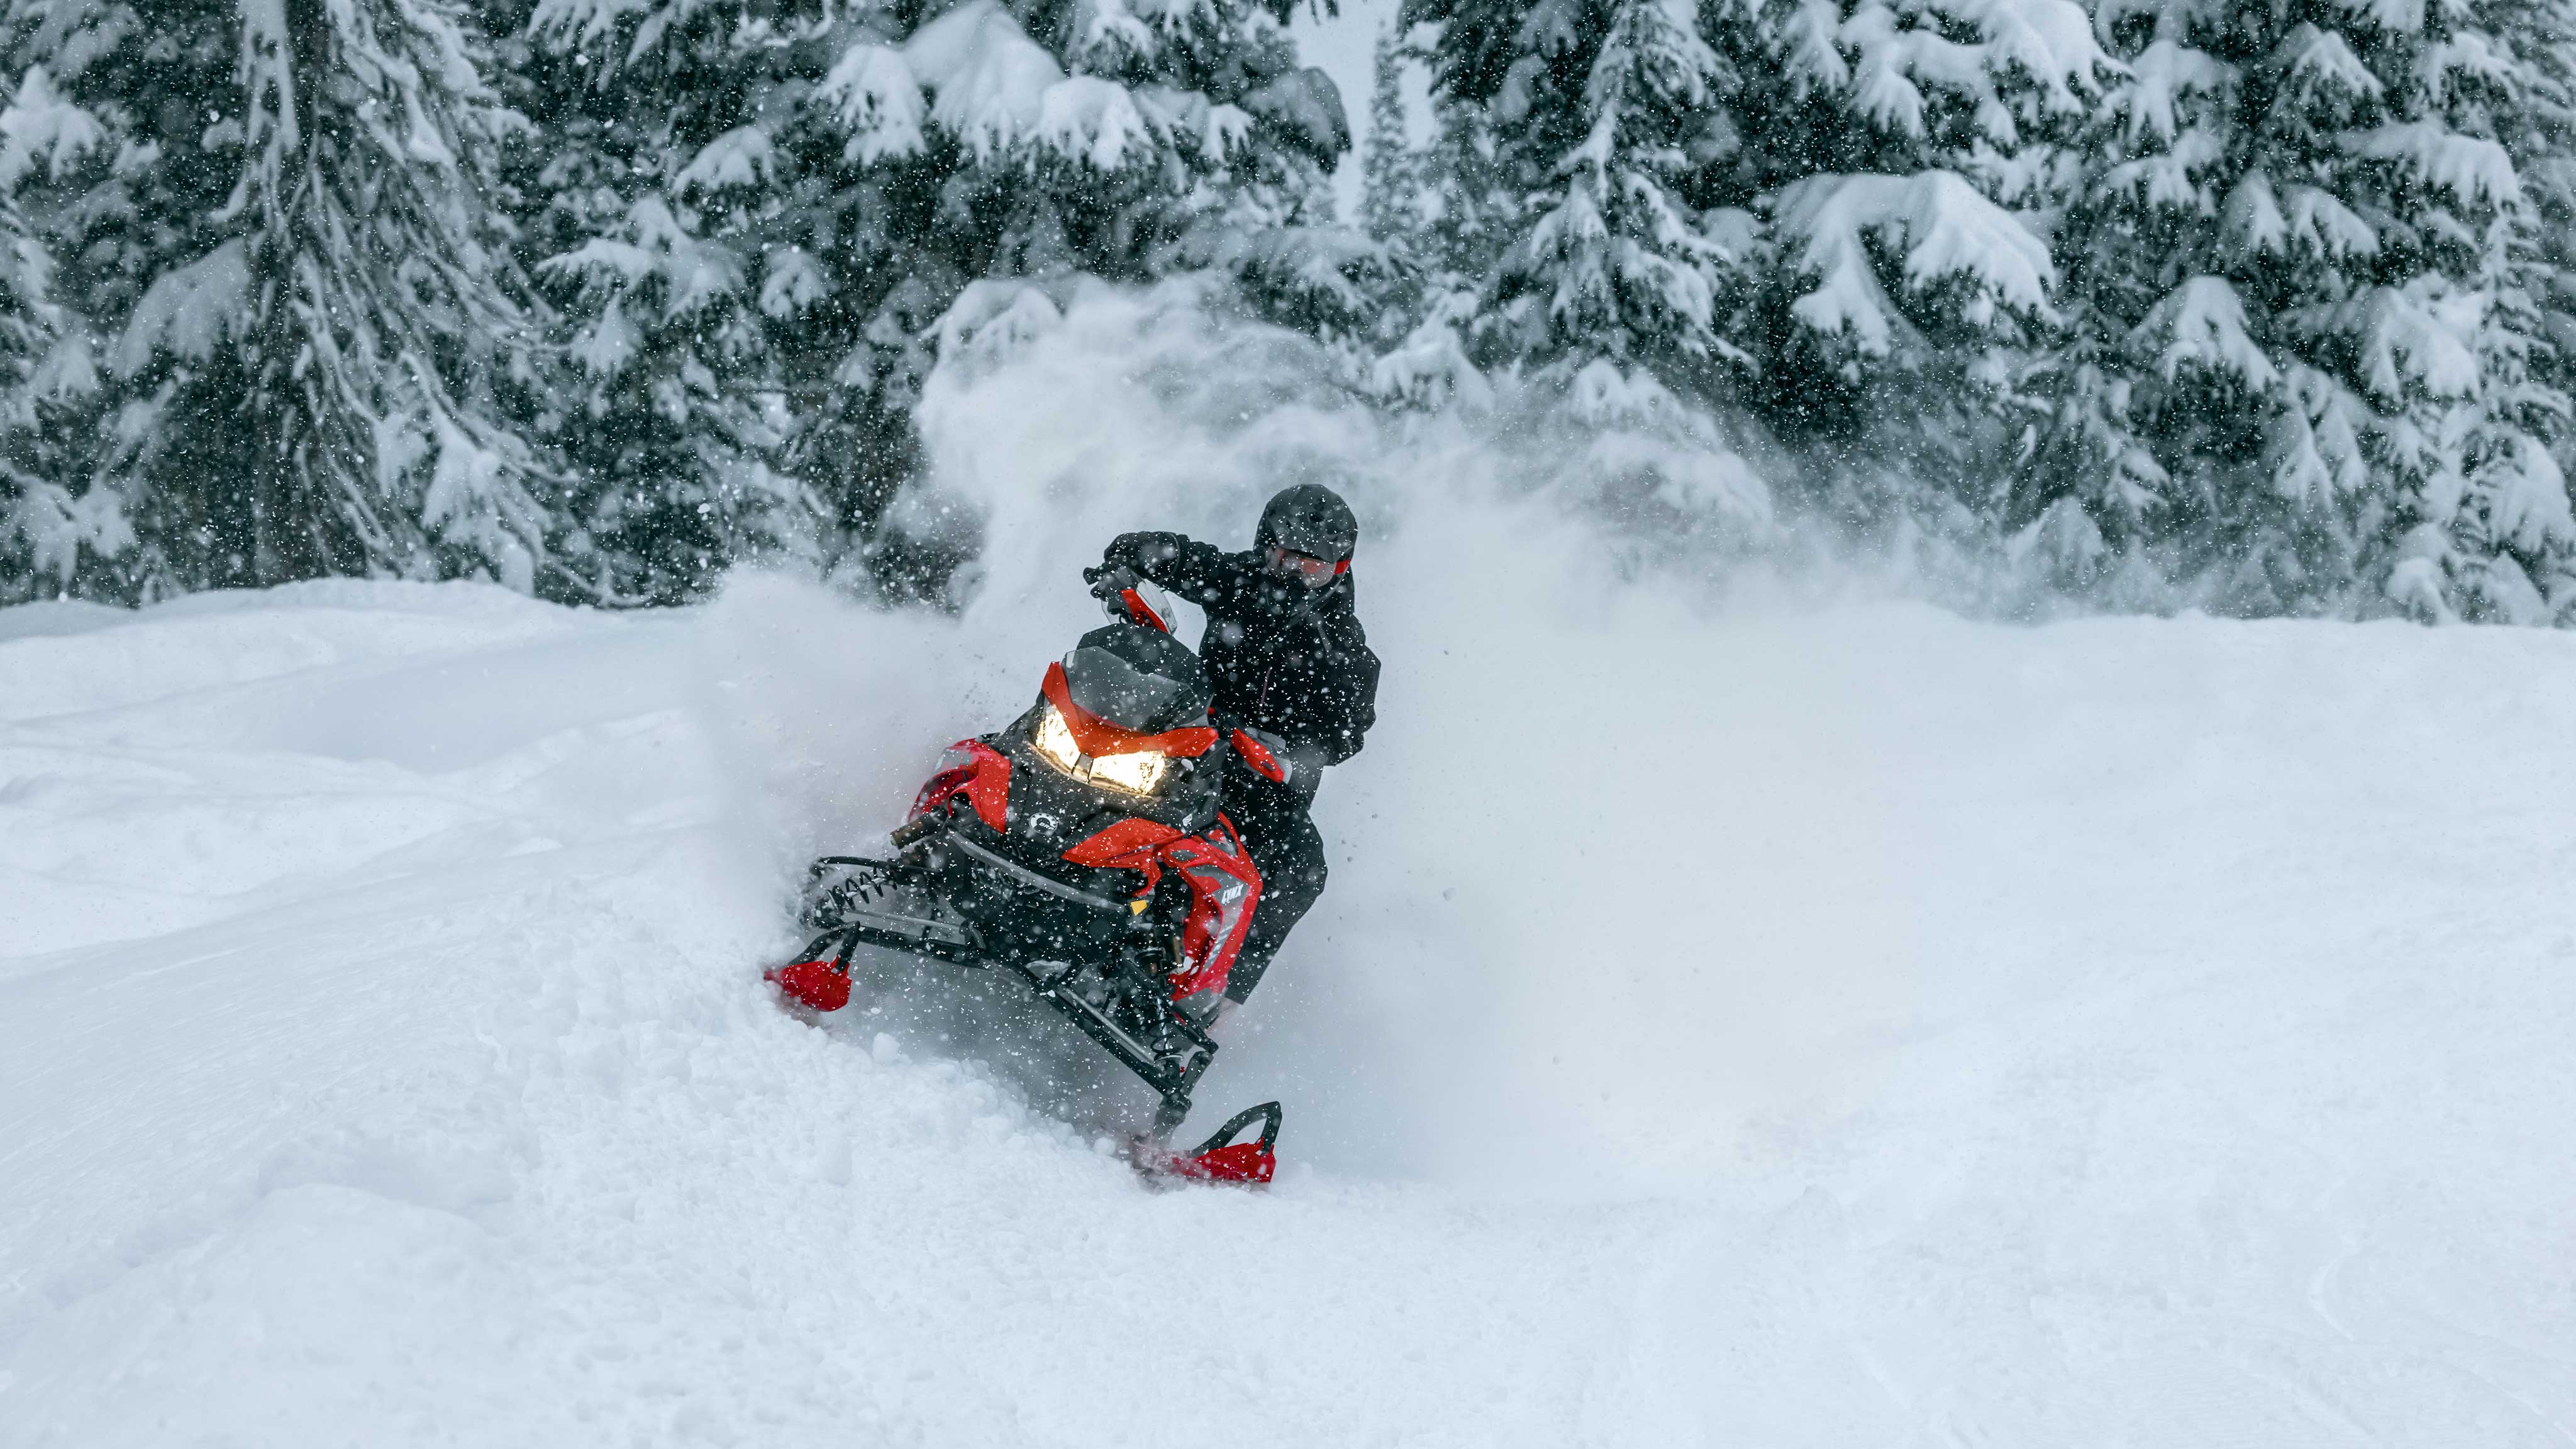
[1088,564,1140,604]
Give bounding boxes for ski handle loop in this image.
[1187,1101,1282,1159]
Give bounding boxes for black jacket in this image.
[1105,531,1380,771]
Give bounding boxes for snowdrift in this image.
[9,577,2575,1445]
[6,293,2575,1443]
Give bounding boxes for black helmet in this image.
[1255,484,1357,564]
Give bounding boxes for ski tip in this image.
[1129,1101,1282,1188]
[767,958,852,1013]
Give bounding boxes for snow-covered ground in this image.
[5,566,2574,1446]
[6,287,2573,1446]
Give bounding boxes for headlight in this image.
[1032,704,1171,795]
[1033,704,1083,773]
[1087,747,1169,794]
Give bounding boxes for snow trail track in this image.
[4,576,2575,1447]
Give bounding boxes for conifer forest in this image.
[4,0,2575,621]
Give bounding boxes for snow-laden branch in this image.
[110,241,249,377]
[2130,276,2275,389]
[902,1,1067,161]
[1836,0,2109,146]
[2349,282,2482,403]
[2272,25,2383,114]
[2108,41,2231,150]
[2348,123,2519,209]
[2223,172,2380,262]
[1774,170,2055,355]
[819,45,929,163]
[539,197,745,323]
[674,127,777,198]
[0,69,104,190]
[818,1,1249,173]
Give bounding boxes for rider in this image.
[1088,484,1380,1008]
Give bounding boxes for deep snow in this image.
[4,570,2575,1446]
[7,289,2575,1445]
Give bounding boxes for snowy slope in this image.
[5,569,2575,1447]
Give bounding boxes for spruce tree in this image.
[1397,0,2107,548]
[509,0,1361,601]
[1400,0,1741,389]
[2416,0,2576,620]
[1497,0,1741,383]
[499,0,831,603]
[1360,18,1418,244]
[10,0,552,596]
[1712,0,2110,576]
[2050,0,2555,615]
[0,62,118,601]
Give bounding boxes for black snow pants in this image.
[1221,761,1328,1006]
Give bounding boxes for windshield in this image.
[1060,643,1191,732]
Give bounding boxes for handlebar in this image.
[1088,565,1174,634]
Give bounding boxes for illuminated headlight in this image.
[1087,747,1169,795]
[1032,704,1171,795]
[1033,704,1084,773]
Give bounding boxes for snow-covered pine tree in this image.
[1701,0,2109,575]
[499,0,831,604]
[0,62,119,602]
[508,0,1362,601]
[10,0,553,597]
[1391,0,1771,542]
[1393,0,2109,551]
[2429,184,2575,622]
[1504,0,1741,386]
[2406,0,2576,621]
[2509,0,2576,462]
[1057,0,1385,360]
[1365,48,1513,410]
[1360,18,1419,244]
[2050,0,2549,615]
[1343,18,1445,377]
[1399,0,1743,386]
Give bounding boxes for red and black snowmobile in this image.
[768,575,1291,1184]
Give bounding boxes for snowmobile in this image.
[767,573,1291,1185]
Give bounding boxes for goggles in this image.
[1267,547,1348,587]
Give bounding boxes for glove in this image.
[1085,563,1140,603]
[1097,532,1155,575]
